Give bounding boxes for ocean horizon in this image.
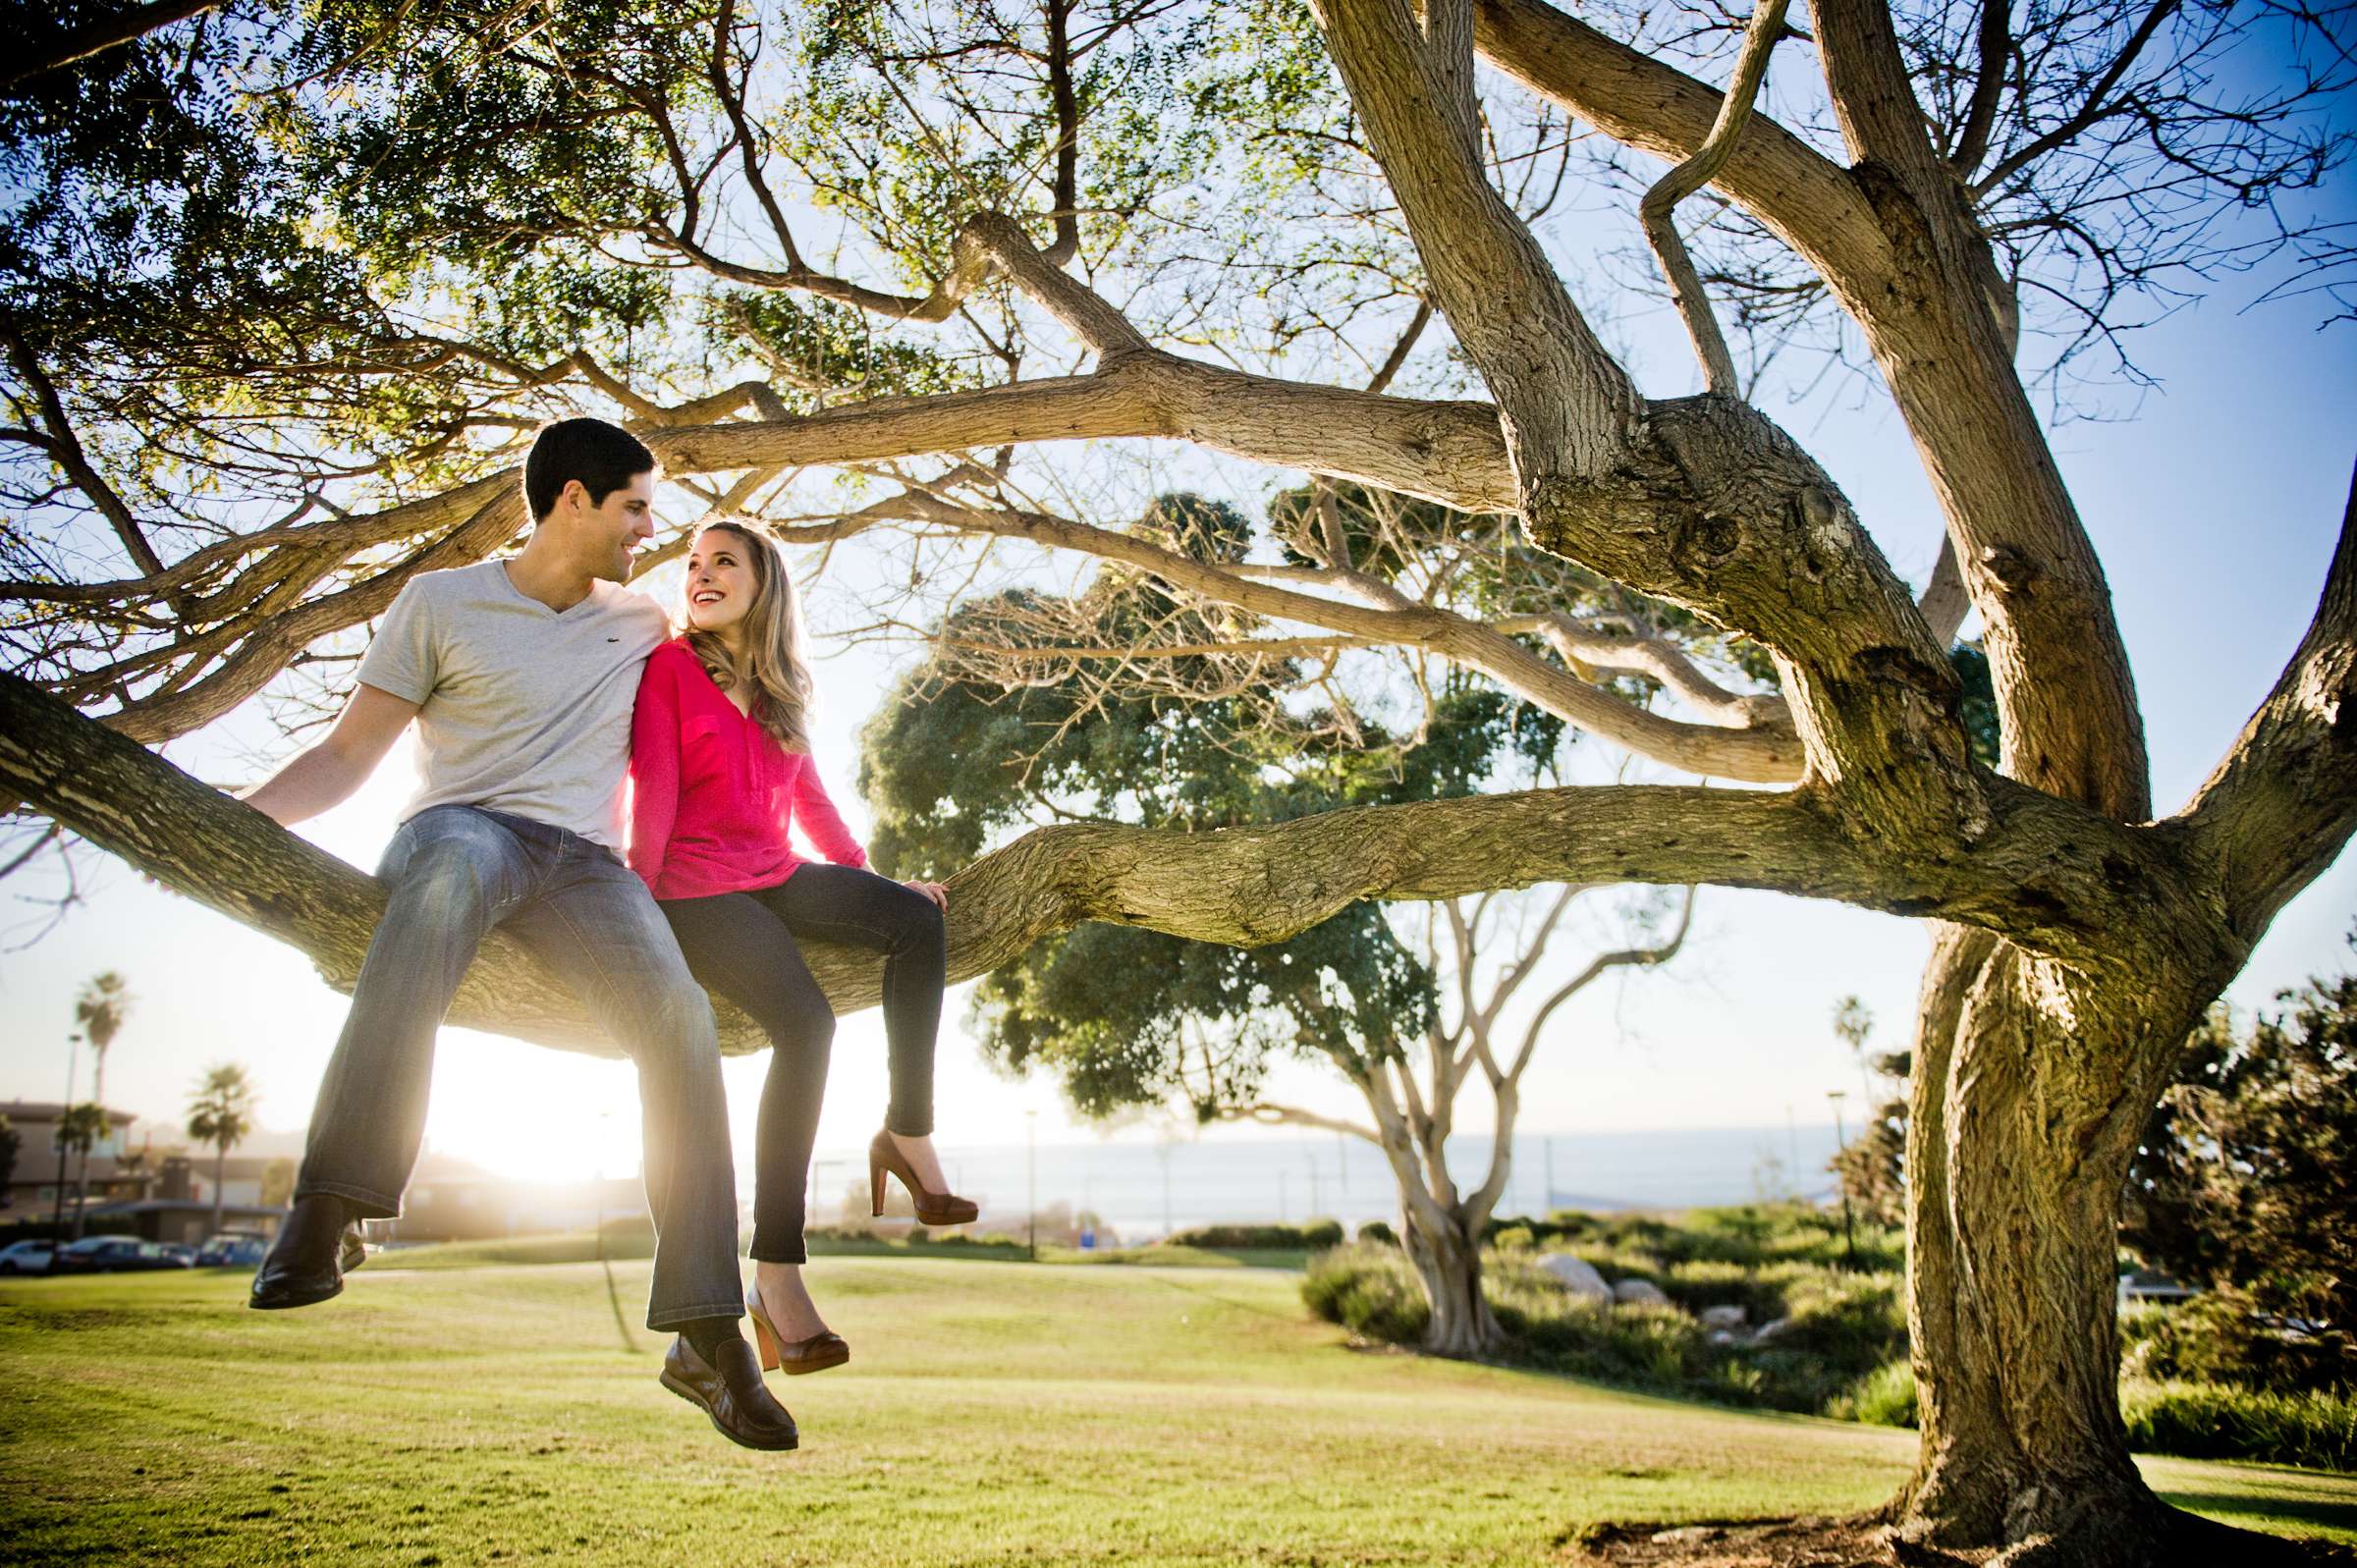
[803,1123,1852,1243]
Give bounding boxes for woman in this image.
[628,519,977,1377]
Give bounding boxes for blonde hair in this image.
[680,521,815,753]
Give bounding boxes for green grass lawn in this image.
[2,1258,2350,1566]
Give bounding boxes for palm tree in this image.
[72,972,131,1115]
[186,1063,257,1242]
[65,972,133,1236]
[55,1103,109,1239]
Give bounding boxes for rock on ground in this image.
[1538,1253,1613,1304]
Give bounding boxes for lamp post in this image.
[1827,1090,1858,1271]
[1025,1109,1037,1263]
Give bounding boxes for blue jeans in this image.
[295,805,742,1329]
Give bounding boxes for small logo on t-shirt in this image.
[607,636,621,643]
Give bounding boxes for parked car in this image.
[48,1236,193,1274]
[0,1240,54,1275]
[194,1234,268,1269]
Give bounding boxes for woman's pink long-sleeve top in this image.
[626,639,867,900]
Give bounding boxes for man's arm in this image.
[241,683,421,827]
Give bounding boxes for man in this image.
[243,417,795,1451]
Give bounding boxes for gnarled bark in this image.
[1900,493,2356,1563]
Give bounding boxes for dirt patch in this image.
[1562,1516,1989,1568]
[1562,1514,2357,1567]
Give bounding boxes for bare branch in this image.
[1638,0,1794,396]
[1503,885,1697,1084]
[1222,1102,1383,1143]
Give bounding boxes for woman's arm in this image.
[626,652,687,892]
[789,754,868,869]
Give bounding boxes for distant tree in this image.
[865,506,1696,1354]
[185,1062,256,1240]
[54,1103,108,1239]
[258,1158,295,1210]
[2121,929,2357,1385]
[1829,998,1906,1225]
[0,1113,17,1207]
[63,971,133,1234]
[72,971,131,1111]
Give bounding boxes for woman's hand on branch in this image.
[903,879,949,911]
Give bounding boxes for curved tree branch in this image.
[1638,0,1794,396]
[1470,0,1893,294]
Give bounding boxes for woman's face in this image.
[684,529,763,637]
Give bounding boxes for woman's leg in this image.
[760,865,954,1193]
[657,892,834,1296]
[760,864,947,1138]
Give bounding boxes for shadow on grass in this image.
[2153,1488,2357,1535]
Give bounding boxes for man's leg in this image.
[502,851,742,1331]
[506,848,795,1451]
[295,807,537,1214]
[657,892,835,1272]
[256,807,535,1308]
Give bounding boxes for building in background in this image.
[87,1153,292,1246]
[0,1100,154,1217]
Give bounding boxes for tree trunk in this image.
[1404,1214,1504,1359]
[211,1145,227,1241]
[70,1146,89,1241]
[1896,931,2296,1565]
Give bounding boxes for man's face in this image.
[561,469,658,583]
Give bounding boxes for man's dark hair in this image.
[523,417,657,521]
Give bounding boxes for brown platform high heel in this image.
[745,1282,850,1377]
[868,1129,979,1226]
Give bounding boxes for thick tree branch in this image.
[1316,0,1645,490]
[5,0,219,89]
[1949,0,2013,175]
[1470,0,1893,295]
[1811,0,2153,822]
[2,666,2234,1065]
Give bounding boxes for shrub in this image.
[2122,933,2357,1390]
[1355,1219,1397,1245]
[2121,1379,2357,1472]
[1169,1220,1342,1250]
[2119,1293,2346,1394]
[1302,1243,1429,1343]
[1830,1359,1919,1428]
[1303,1214,1912,1419]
